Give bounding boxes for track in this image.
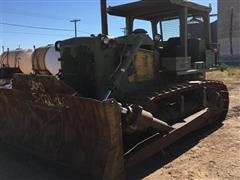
[125,80,229,128]
[124,80,229,167]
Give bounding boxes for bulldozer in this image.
[0,0,229,179]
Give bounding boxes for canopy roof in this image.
[108,0,211,21]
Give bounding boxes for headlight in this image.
[103,37,110,45]
[101,35,116,47]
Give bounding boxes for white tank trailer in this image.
[0,45,61,76]
[0,48,33,74]
[32,45,61,75]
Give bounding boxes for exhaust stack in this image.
[100,0,108,35]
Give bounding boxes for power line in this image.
[0,30,70,37]
[0,22,73,32]
[0,22,91,35]
[3,10,71,21]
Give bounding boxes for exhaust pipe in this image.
[100,0,108,35]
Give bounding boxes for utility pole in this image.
[70,19,80,37]
[100,0,108,35]
[120,27,127,36]
[2,46,4,53]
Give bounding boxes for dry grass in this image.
[207,66,240,84]
[225,66,240,76]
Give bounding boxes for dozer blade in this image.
[0,75,125,180]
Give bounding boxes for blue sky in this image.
[0,0,217,50]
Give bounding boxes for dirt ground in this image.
[130,71,240,180]
[0,71,239,180]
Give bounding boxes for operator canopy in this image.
[108,0,211,21]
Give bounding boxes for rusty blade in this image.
[0,88,124,180]
[12,74,76,95]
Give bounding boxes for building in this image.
[188,20,217,45]
[218,0,240,64]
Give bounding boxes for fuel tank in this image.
[0,49,33,74]
[32,45,61,75]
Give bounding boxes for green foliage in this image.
[219,64,228,72]
[225,65,240,76]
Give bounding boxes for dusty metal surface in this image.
[0,75,125,180]
[12,74,75,95]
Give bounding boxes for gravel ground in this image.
[0,71,239,180]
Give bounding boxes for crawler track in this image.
[127,80,229,121]
[124,80,229,167]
